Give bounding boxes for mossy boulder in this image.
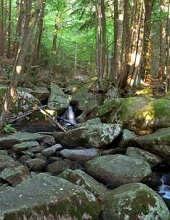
[133,127,170,159]
[85,154,151,188]
[116,96,170,134]
[59,169,107,198]
[0,173,101,220]
[101,183,169,220]
[53,118,122,148]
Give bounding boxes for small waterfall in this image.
[59,105,77,128]
[158,174,170,199]
[65,106,77,125]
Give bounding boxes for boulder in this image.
[0,165,30,186]
[0,173,101,219]
[85,154,151,188]
[12,141,39,152]
[0,154,19,171]
[48,83,70,113]
[45,158,72,174]
[31,86,50,102]
[26,158,47,171]
[0,132,44,149]
[60,148,99,161]
[101,183,169,220]
[131,127,170,160]
[53,118,122,148]
[116,97,170,134]
[42,144,62,157]
[126,147,162,167]
[59,169,107,198]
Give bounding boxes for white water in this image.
[64,106,77,125]
[158,175,170,199]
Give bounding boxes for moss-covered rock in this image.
[59,169,107,198]
[133,127,170,159]
[0,173,101,220]
[116,96,170,134]
[85,154,151,188]
[101,183,169,220]
[53,118,122,148]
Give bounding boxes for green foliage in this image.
[2,124,16,133]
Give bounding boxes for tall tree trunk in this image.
[111,0,124,83]
[0,0,46,129]
[0,0,4,57]
[140,0,154,81]
[165,1,170,91]
[7,0,12,58]
[117,0,130,89]
[96,0,106,83]
[128,0,145,87]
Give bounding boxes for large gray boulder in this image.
[0,173,101,220]
[85,154,151,188]
[53,118,122,148]
[101,183,169,220]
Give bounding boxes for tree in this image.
[0,0,46,129]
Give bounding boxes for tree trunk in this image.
[7,0,12,58]
[140,0,154,81]
[96,0,106,83]
[117,0,130,89]
[0,0,4,57]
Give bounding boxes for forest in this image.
[1,1,170,219]
[0,0,170,129]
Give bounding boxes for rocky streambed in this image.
[0,117,170,219]
[1,80,170,219]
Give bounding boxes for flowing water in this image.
[158,173,170,200]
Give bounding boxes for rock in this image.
[18,155,32,164]
[96,98,122,118]
[41,135,56,147]
[126,147,162,167]
[59,169,107,198]
[53,118,122,148]
[71,78,101,111]
[119,129,136,148]
[26,158,47,171]
[0,173,101,219]
[31,86,50,102]
[0,150,8,155]
[60,148,99,161]
[101,183,169,220]
[0,155,19,171]
[42,144,63,157]
[0,132,44,149]
[85,154,152,188]
[45,158,72,174]
[0,165,30,186]
[116,96,170,134]
[35,153,47,161]
[133,127,170,159]
[12,141,39,152]
[47,83,70,113]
